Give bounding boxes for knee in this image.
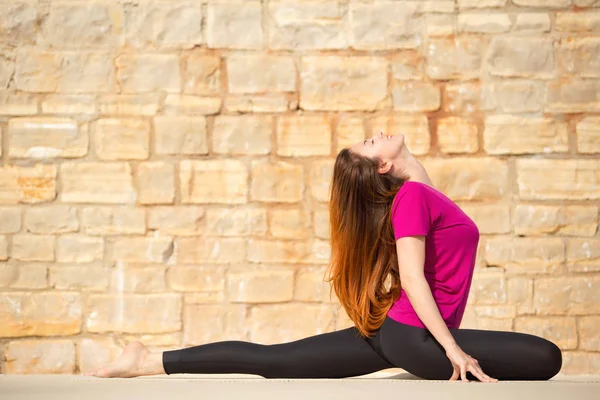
[536,339,562,380]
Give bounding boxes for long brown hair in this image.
[325,148,409,337]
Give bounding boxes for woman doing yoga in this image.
[88,132,562,382]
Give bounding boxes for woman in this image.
[87,132,562,382]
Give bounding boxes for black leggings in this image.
[162,316,562,381]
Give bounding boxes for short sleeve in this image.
[391,183,432,240]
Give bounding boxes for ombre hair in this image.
[325,148,409,337]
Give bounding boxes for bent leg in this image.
[163,326,395,378]
[380,317,562,381]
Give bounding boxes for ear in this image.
[378,160,393,175]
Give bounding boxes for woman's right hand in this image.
[445,343,498,383]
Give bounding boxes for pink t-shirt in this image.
[386,181,479,329]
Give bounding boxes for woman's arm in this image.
[395,236,497,382]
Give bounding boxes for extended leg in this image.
[380,317,562,381]
[163,326,395,378]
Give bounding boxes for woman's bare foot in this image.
[84,341,165,378]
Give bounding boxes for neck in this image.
[392,148,433,187]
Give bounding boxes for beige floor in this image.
[2,372,599,400]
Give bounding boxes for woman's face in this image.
[350,131,406,172]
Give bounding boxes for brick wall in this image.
[1,0,599,375]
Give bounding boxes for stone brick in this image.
[567,239,600,272]
[277,116,331,157]
[577,117,600,153]
[514,205,598,236]
[247,240,330,265]
[514,317,577,350]
[0,3,38,47]
[227,54,295,93]
[437,117,479,154]
[184,292,225,305]
[112,236,173,264]
[336,116,365,151]
[227,266,294,303]
[0,164,56,205]
[481,80,544,113]
[370,116,431,155]
[545,80,600,113]
[205,207,268,237]
[425,14,455,37]
[313,209,330,239]
[97,94,159,116]
[391,52,424,80]
[393,82,441,112]
[167,266,225,292]
[486,37,555,78]
[183,52,220,95]
[559,38,600,78]
[15,51,115,93]
[336,307,355,330]
[0,292,82,337]
[41,3,123,48]
[0,92,37,116]
[421,158,508,200]
[250,304,335,344]
[56,235,103,263]
[42,95,96,115]
[126,2,203,49]
[507,277,534,315]
[555,11,600,32]
[471,270,507,305]
[61,162,136,204]
[93,118,150,161]
[5,340,75,374]
[116,54,181,93]
[513,0,571,6]
[213,116,272,155]
[300,56,387,111]
[12,234,55,262]
[0,235,6,260]
[310,160,334,203]
[0,55,14,89]
[579,316,600,351]
[206,1,264,49]
[516,159,600,200]
[534,277,600,315]
[8,118,87,159]
[484,116,568,155]
[148,207,204,236]
[514,13,551,32]
[81,207,145,236]
[269,209,312,239]
[268,2,346,50]
[77,338,122,375]
[0,263,47,290]
[109,263,167,293]
[458,13,511,33]
[136,162,175,205]
[174,237,245,264]
[224,94,297,113]
[180,160,248,204]
[121,333,181,348]
[251,160,304,203]
[457,203,510,234]
[458,0,508,8]
[562,352,600,375]
[350,2,421,50]
[184,304,247,345]
[154,116,208,156]
[426,37,483,80]
[164,94,222,116]
[86,294,181,334]
[23,206,76,234]
[295,266,332,302]
[484,237,564,274]
[0,207,21,233]
[50,265,109,292]
[443,82,480,113]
